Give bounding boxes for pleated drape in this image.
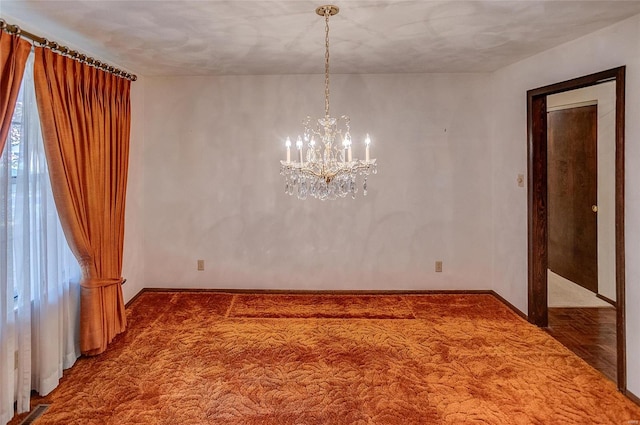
[0,31,30,154]
[33,47,130,355]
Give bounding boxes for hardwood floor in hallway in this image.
[546,307,617,383]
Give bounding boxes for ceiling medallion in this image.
[280,5,377,200]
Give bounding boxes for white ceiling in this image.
[2,1,640,76]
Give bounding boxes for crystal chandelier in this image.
[280,5,377,201]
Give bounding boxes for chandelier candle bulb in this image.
[296,136,304,164]
[285,137,291,163]
[365,134,371,162]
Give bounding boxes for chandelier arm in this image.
[298,167,329,180]
[282,162,374,175]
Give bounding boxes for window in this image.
[1,53,81,414]
[9,90,22,179]
[7,85,23,300]
[0,55,81,305]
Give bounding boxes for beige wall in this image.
[140,73,494,291]
[121,78,146,303]
[547,82,616,302]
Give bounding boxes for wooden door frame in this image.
[527,66,626,391]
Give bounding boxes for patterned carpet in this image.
[228,294,415,318]
[11,292,640,424]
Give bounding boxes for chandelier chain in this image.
[324,8,330,118]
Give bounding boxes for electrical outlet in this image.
[197,259,205,271]
[435,261,443,272]
[517,174,525,187]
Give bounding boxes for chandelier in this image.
[280,5,377,201]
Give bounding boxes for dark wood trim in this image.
[527,66,626,392]
[490,290,528,320]
[615,66,627,391]
[596,293,616,307]
[527,68,620,98]
[527,92,548,327]
[133,287,495,296]
[125,288,147,308]
[626,389,640,407]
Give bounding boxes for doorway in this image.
[526,67,626,391]
[547,103,598,293]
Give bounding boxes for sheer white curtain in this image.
[0,53,81,425]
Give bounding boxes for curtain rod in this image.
[0,18,137,81]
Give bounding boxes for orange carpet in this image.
[228,294,415,318]
[10,292,640,424]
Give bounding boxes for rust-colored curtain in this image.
[33,47,131,355]
[0,31,30,154]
